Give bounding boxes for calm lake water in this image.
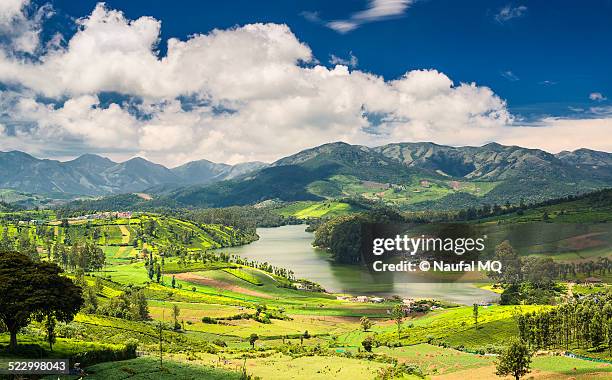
[216,224,498,305]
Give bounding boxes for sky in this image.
[0,0,610,166]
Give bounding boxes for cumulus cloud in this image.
[0,0,52,54]
[495,5,527,23]
[0,2,609,166]
[326,0,413,33]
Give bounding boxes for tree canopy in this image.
[0,251,83,350]
[495,338,532,380]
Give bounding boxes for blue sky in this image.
[0,1,610,165]
[47,0,612,120]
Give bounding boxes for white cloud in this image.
[501,70,519,81]
[329,52,358,67]
[495,5,527,23]
[589,92,607,101]
[0,0,51,54]
[326,0,413,33]
[0,2,610,167]
[498,117,612,153]
[299,11,321,23]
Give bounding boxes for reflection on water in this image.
[215,224,498,305]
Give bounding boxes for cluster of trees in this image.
[183,205,300,233]
[54,193,176,217]
[52,242,106,273]
[0,224,41,260]
[517,294,612,353]
[0,222,106,272]
[313,207,405,264]
[490,241,609,304]
[230,255,295,281]
[96,286,150,321]
[145,252,164,283]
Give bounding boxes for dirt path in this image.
[174,272,273,299]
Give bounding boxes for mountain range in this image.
[0,151,266,196]
[166,142,612,209]
[1,142,611,210]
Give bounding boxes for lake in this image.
[216,224,499,305]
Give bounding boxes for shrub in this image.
[212,339,227,347]
[201,316,218,324]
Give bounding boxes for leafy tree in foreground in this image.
[0,251,83,350]
[495,338,532,380]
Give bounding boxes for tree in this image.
[391,304,404,340]
[82,285,98,313]
[0,251,83,350]
[361,336,374,352]
[249,333,259,348]
[171,275,176,288]
[43,314,57,350]
[490,240,522,285]
[360,316,373,331]
[172,304,181,330]
[473,304,479,329]
[155,263,162,283]
[496,338,532,380]
[130,289,150,321]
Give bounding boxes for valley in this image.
[1,143,612,379]
[1,188,612,379]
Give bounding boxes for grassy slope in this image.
[275,200,365,219]
[4,203,612,379]
[305,174,499,207]
[337,305,548,349]
[481,189,612,224]
[54,356,242,380]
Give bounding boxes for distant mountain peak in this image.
[68,153,116,165]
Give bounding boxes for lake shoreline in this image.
[216,225,499,305]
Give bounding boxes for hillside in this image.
[482,187,612,224]
[2,208,611,379]
[5,142,611,210]
[163,142,612,209]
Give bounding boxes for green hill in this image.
[163,142,612,209]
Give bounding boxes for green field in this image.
[2,204,612,380]
[302,174,499,208]
[275,200,365,219]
